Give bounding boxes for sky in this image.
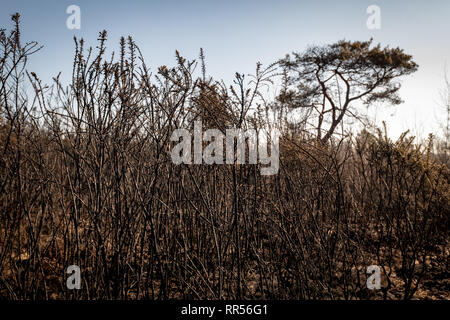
[1,0,450,140]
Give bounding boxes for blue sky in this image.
[1,0,450,139]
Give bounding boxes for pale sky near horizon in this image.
[1,0,449,140]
